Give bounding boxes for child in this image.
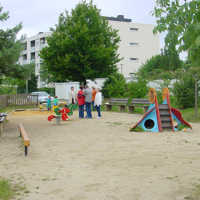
[94,88,102,118]
[46,96,52,111]
[53,96,59,112]
[60,105,71,121]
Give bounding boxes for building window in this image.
[22,54,27,60]
[31,40,35,47]
[23,42,27,50]
[40,37,45,44]
[130,58,138,61]
[130,28,138,31]
[31,52,35,60]
[129,42,138,46]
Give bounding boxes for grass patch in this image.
[184,184,200,200]
[0,105,36,113]
[181,107,200,123]
[102,104,145,114]
[130,126,144,132]
[0,178,28,200]
[0,179,15,200]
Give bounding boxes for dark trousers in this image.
[79,105,84,118]
[85,102,92,118]
[96,105,101,117]
[92,101,95,111]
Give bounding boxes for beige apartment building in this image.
[18,15,160,87]
[107,15,160,79]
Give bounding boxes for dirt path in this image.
[0,110,200,200]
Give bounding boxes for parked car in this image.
[30,91,54,103]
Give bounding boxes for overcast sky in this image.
[1,0,157,35]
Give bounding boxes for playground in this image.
[0,110,200,200]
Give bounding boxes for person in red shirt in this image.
[60,105,70,121]
[77,86,85,118]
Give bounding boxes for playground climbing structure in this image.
[130,88,192,132]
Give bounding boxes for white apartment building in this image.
[18,15,160,88]
[107,15,160,79]
[18,32,51,88]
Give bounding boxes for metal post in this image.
[25,146,28,156]
[195,78,198,118]
[26,79,28,94]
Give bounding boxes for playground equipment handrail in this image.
[165,89,175,132]
[154,94,162,132]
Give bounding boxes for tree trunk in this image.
[26,79,28,94]
[195,78,198,118]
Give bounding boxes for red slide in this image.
[171,107,192,129]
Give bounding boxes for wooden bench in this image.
[105,98,128,112]
[18,123,30,156]
[128,98,150,113]
[105,98,150,112]
[0,113,7,136]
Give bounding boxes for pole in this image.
[26,79,28,94]
[195,78,198,118]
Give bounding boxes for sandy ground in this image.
[0,110,200,200]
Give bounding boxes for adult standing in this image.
[94,88,102,118]
[91,86,97,111]
[68,86,76,105]
[84,85,92,118]
[77,86,85,118]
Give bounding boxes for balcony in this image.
[30,59,35,63]
[22,60,28,65]
[31,47,35,52]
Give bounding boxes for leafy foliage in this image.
[102,73,127,98]
[125,79,148,99]
[102,73,148,99]
[40,1,120,83]
[153,0,200,52]
[0,5,22,82]
[173,72,197,109]
[153,0,200,114]
[137,51,182,80]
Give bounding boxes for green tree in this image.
[40,1,120,83]
[0,5,22,82]
[173,71,197,109]
[137,51,182,80]
[153,0,200,116]
[125,79,148,99]
[19,63,35,93]
[102,73,127,98]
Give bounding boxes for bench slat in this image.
[18,123,30,147]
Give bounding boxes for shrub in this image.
[102,73,149,99]
[102,73,127,98]
[125,79,148,99]
[173,76,196,109]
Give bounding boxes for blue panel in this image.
[172,113,181,131]
[163,99,167,104]
[138,109,159,132]
[147,104,155,111]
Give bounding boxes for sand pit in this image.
[0,110,200,200]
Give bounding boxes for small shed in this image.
[55,82,80,100]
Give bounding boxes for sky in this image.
[1,0,157,35]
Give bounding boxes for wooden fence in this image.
[0,94,38,109]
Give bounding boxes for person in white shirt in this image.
[94,88,102,118]
[68,86,77,104]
